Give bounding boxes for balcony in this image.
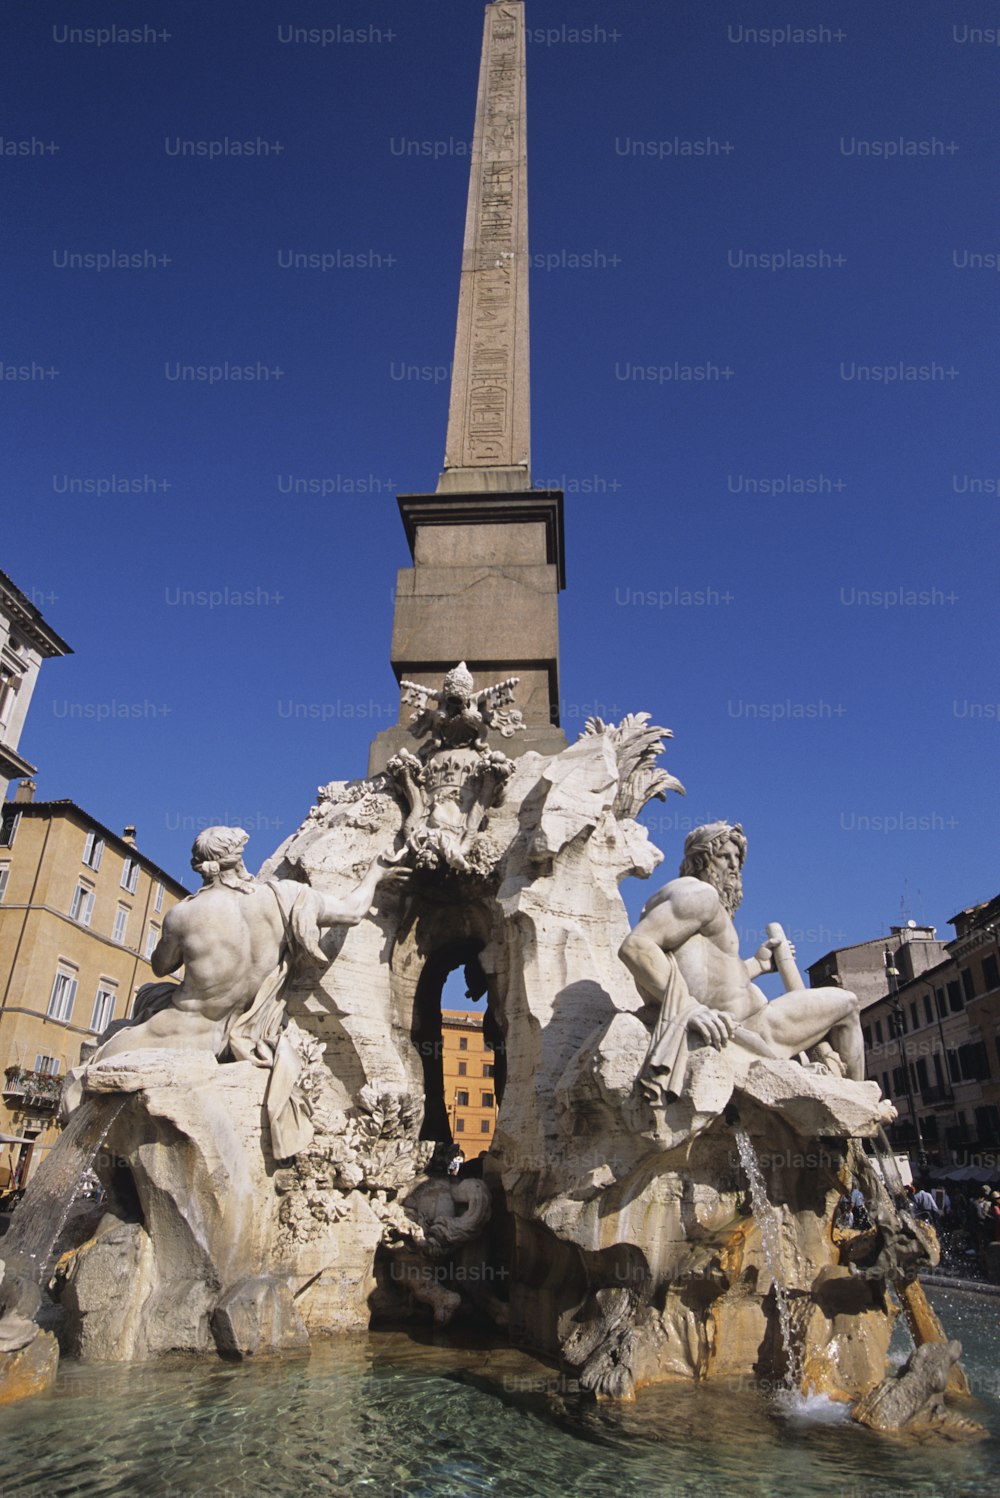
[2,1066,61,1112]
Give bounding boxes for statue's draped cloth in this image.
[639,953,700,1105]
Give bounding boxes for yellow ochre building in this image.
[440,1008,497,1148]
[0,788,187,1185]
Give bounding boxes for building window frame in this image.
[0,811,20,849]
[47,968,78,1024]
[120,856,140,895]
[113,905,129,944]
[153,880,164,914]
[82,831,104,871]
[91,987,116,1033]
[70,882,96,927]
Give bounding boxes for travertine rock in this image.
[0,1330,58,1404]
[852,1339,986,1438]
[738,1060,890,1140]
[211,1277,309,1358]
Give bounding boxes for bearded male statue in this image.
[619,822,864,1108]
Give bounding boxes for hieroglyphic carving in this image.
[442,0,530,477]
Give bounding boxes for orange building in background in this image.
[441,1009,497,1148]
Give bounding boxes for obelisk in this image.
[438,0,531,494]
[369,0,566,775]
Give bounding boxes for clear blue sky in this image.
[3,1,997,980]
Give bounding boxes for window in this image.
[145,926,159,960]
[480,1119,490,1133]
[982,955,1000,993]
[961,969,975,1002]
[121,857,139,894]
[483,1063,494,1077]
[91,988,116,1032]
[0,667,16,726]
[70,883,95,926]
[113,905,129,944]
[892,1066,905,1094]
[47,969,78,1023]
[154,881,164,914]
[459,1037,468,1051]
[914,1057,929,1091]
[82,831,104,871]
[874,1020,883,1045]
[909,1002,918,1031]
[947,1050,961,1083]
[947,981,964,1014]
[958,1041,990,1082]
[935,988,946,1019]
[862,1025,872,1049]
[457,1061,466,1076]
[0,811,20,848]
[481,1091,493,1108]
[0,866,8,904]
[456,1090,469,1106]
[34,1054,59,1076]
[455,1118,465,1133]
[923,994,933,1026]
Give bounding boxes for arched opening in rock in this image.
[411,939,506,1145]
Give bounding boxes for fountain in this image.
[0,700,974,1446]
[732,1121,803,1396]
[0,2,991,1480]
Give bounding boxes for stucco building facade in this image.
[0,791,188,1184]
[440,1008,497,1148]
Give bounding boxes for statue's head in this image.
[191,826,251,887]
[680,821,746,914]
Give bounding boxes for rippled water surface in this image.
[1,1290,998,1497]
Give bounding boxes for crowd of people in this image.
[836,1176,1000,1281]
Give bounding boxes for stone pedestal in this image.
[369,489,566,776]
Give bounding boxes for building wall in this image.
[860,903,1000,1170]
[440,1009,497,1148]
[0,572,71,802]
[808,928,947,1012]
[0,802,187,1182]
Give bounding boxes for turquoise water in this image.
[1,1290,998,1497]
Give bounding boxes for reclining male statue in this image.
[619,821,864,1107]
[71,825,407,1156]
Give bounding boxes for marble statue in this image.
[400,661,525,756]
[75,826,407,1157]
[619,821,865,1109]
[387,663,524,876]
[382,1164,495,1326]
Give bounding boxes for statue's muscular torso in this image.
[153,882,290,1020]
[636,877,767,1022]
